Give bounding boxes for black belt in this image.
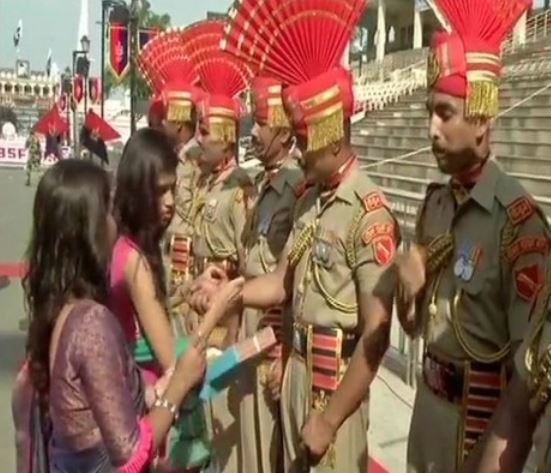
[292,323,358,360]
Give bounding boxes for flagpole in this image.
[101,3,106,118]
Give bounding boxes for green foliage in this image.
[103,0,170,99]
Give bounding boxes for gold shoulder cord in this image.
[525,256,551,413]
[287,222,316,268]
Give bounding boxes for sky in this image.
[0,0,545,78]
[0,0,228,76]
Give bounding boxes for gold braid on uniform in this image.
[425,233,455,274]
[499,216,519,262]
[524,257,551,413]
[345,206,367,269]
[287,222,315,268]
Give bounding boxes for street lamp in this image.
[61,67,72,145]
[129,0,142,135]
[81,35,91,54]
[72,36,91,156]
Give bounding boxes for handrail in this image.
[358,80,551,171]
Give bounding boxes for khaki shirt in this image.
[243,158,304,278]
[192,163,253,268]
[289,164,399,331]
[168,140,202,238]
[417,158,550,362]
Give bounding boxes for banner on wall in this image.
[0,137,66,168]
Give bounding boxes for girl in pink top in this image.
[110,128,179,385]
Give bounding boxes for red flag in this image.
[33,105,69,136]
[84,109,120,142]
[109,22,130,81]
[73,75,84,104]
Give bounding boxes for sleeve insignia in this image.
[514,264,543,302]
[507,196,534,226]
[362,192,386,214]
[373,235,396,266]
[361,223,394,246]
[506,235,549,264]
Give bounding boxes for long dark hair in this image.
[24,159,111,404]
[114,127,178,302]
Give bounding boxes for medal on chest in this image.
[205,198,218,221]
[454,243,482,282]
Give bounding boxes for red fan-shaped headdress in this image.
[249,76,290,129]
[222,0,366,150]
[137,28,202,123]
[181,20,252,143]
[428,0,531,117]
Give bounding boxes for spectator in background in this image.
[24,130,42,186]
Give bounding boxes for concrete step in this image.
[353,133,551,154]
[352,126,551,143]
[368,171,551,217]
[400,88,551,103]
[362,157,551,197]
[354,138,551,159]
[359,151,551,176]
[356,114,551,129]
[380,103,550,117]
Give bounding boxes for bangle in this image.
[152,396,179,421]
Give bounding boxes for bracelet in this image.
[152,396,179,422]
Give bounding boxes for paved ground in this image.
[0,167,35,472]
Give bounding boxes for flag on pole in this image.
[45,49,52,76]
[138,28,159,53]
[73,75,84,104]
[88,77,101,104]
[13,20,23,48]
[109,23,130,81]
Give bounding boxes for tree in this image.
[0,106,18,130]
[104,0,171,98]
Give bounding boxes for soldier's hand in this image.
[266,358,283,401]
[211,277,245,320]
[301,410,336,463]
[395,245,426,299]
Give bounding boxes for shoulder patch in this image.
[362,222,395,246]
[507,196,534,226]
[373,235,396,266]
[506,235,550,264]
[362,191,386,214]
[514,264,543,302]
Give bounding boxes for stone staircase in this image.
[352,74,551,238]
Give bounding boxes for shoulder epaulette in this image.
[495,174,539,226]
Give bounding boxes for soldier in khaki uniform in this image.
[194,6,398,467]
[25,130,42,186]
[136,30,205,312]
[239,76,304,473]
[184,19,254,473]
[394,0,550,471]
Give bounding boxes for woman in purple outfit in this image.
[12,159,241,473]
